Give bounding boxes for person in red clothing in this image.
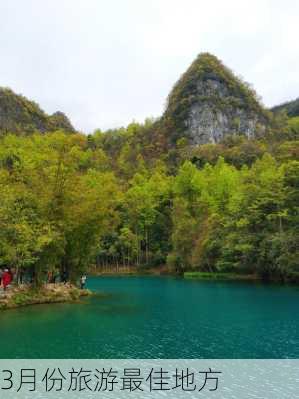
[2,269,12,291]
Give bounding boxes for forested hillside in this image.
[0,54,298,285]
[272,97,299,117]
[0,88,75,135]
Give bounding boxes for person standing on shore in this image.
[61,270,68,284]
[80,275,87,289]
[2,269,12,291]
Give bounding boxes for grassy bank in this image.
[184,271,299,283]
[91,268,259,281]
[184,271,259,281]
[0,283,91,310]
[89,265,173,276]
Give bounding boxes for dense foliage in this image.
[272,97,299,117]
[0,116,298,284]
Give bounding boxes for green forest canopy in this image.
[0,112,298,284]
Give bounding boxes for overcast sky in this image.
[0,0,298,132]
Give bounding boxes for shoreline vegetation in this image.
[183,271,258,281]
[1,268,298,312]
[0,283,91,310]
[89,266,299,283]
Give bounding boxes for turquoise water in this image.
[0,276,298,358]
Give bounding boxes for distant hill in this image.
[162,53,270,145]
[271,97,299,117]
[0,87,75,135]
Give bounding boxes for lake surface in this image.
[0,276,298,358]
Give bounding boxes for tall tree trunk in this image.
[145,228,149,265]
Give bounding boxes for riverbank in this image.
[90,267,299,284]
[184,272,259,281]
[91,268,263,282]
[0,283,92,310]
[184,271,299,283]
[89,265,173,276]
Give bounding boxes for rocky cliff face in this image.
[0,87,75,135]
[163,53,269,145]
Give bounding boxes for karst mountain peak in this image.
[163,52,270,145]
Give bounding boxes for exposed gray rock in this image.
[187,104,261,144]
[164,53,269,145]
[186,79,265,144]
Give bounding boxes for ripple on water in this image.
[0,276,298,358]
